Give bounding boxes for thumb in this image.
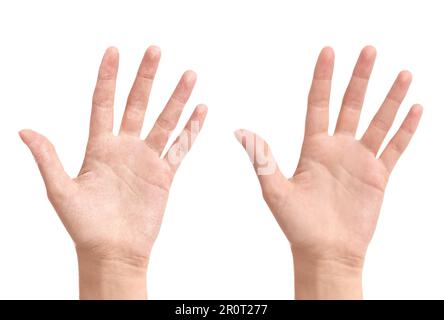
[19,129,73,197]
[234,129,287,199]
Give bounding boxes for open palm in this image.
[20,47,207,265]
[236,46,422,265]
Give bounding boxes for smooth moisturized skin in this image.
[20,46,207,299]
[235,46,422,299]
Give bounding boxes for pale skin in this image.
[235,46,422,299]
[20,46,207,299]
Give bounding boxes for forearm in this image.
[77,249,148,300]
[292,247,363,300]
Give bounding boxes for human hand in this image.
[20,46,207,299]
[235,46,422,299]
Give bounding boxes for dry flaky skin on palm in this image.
[20,47,207,299]
[236,46,422,299]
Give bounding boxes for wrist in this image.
[291,246,363,300]
[76,248,148,300]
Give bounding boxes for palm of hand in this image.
[284,134,387,259]
[61,135,172,258]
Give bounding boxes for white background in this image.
[0,0,443,299]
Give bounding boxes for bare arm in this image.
[235,46,422,299]
[20,46,207,299]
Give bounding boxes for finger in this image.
[234,129,287,200]
[89,47,119,138]
[379,104,423,173]
[361,71,412,154]
[305,47,334,137]
[145,70,197,154]
[119,46,161,136]
[19,129,74,197]
[164,104,207,173]
[335,46,376,136]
